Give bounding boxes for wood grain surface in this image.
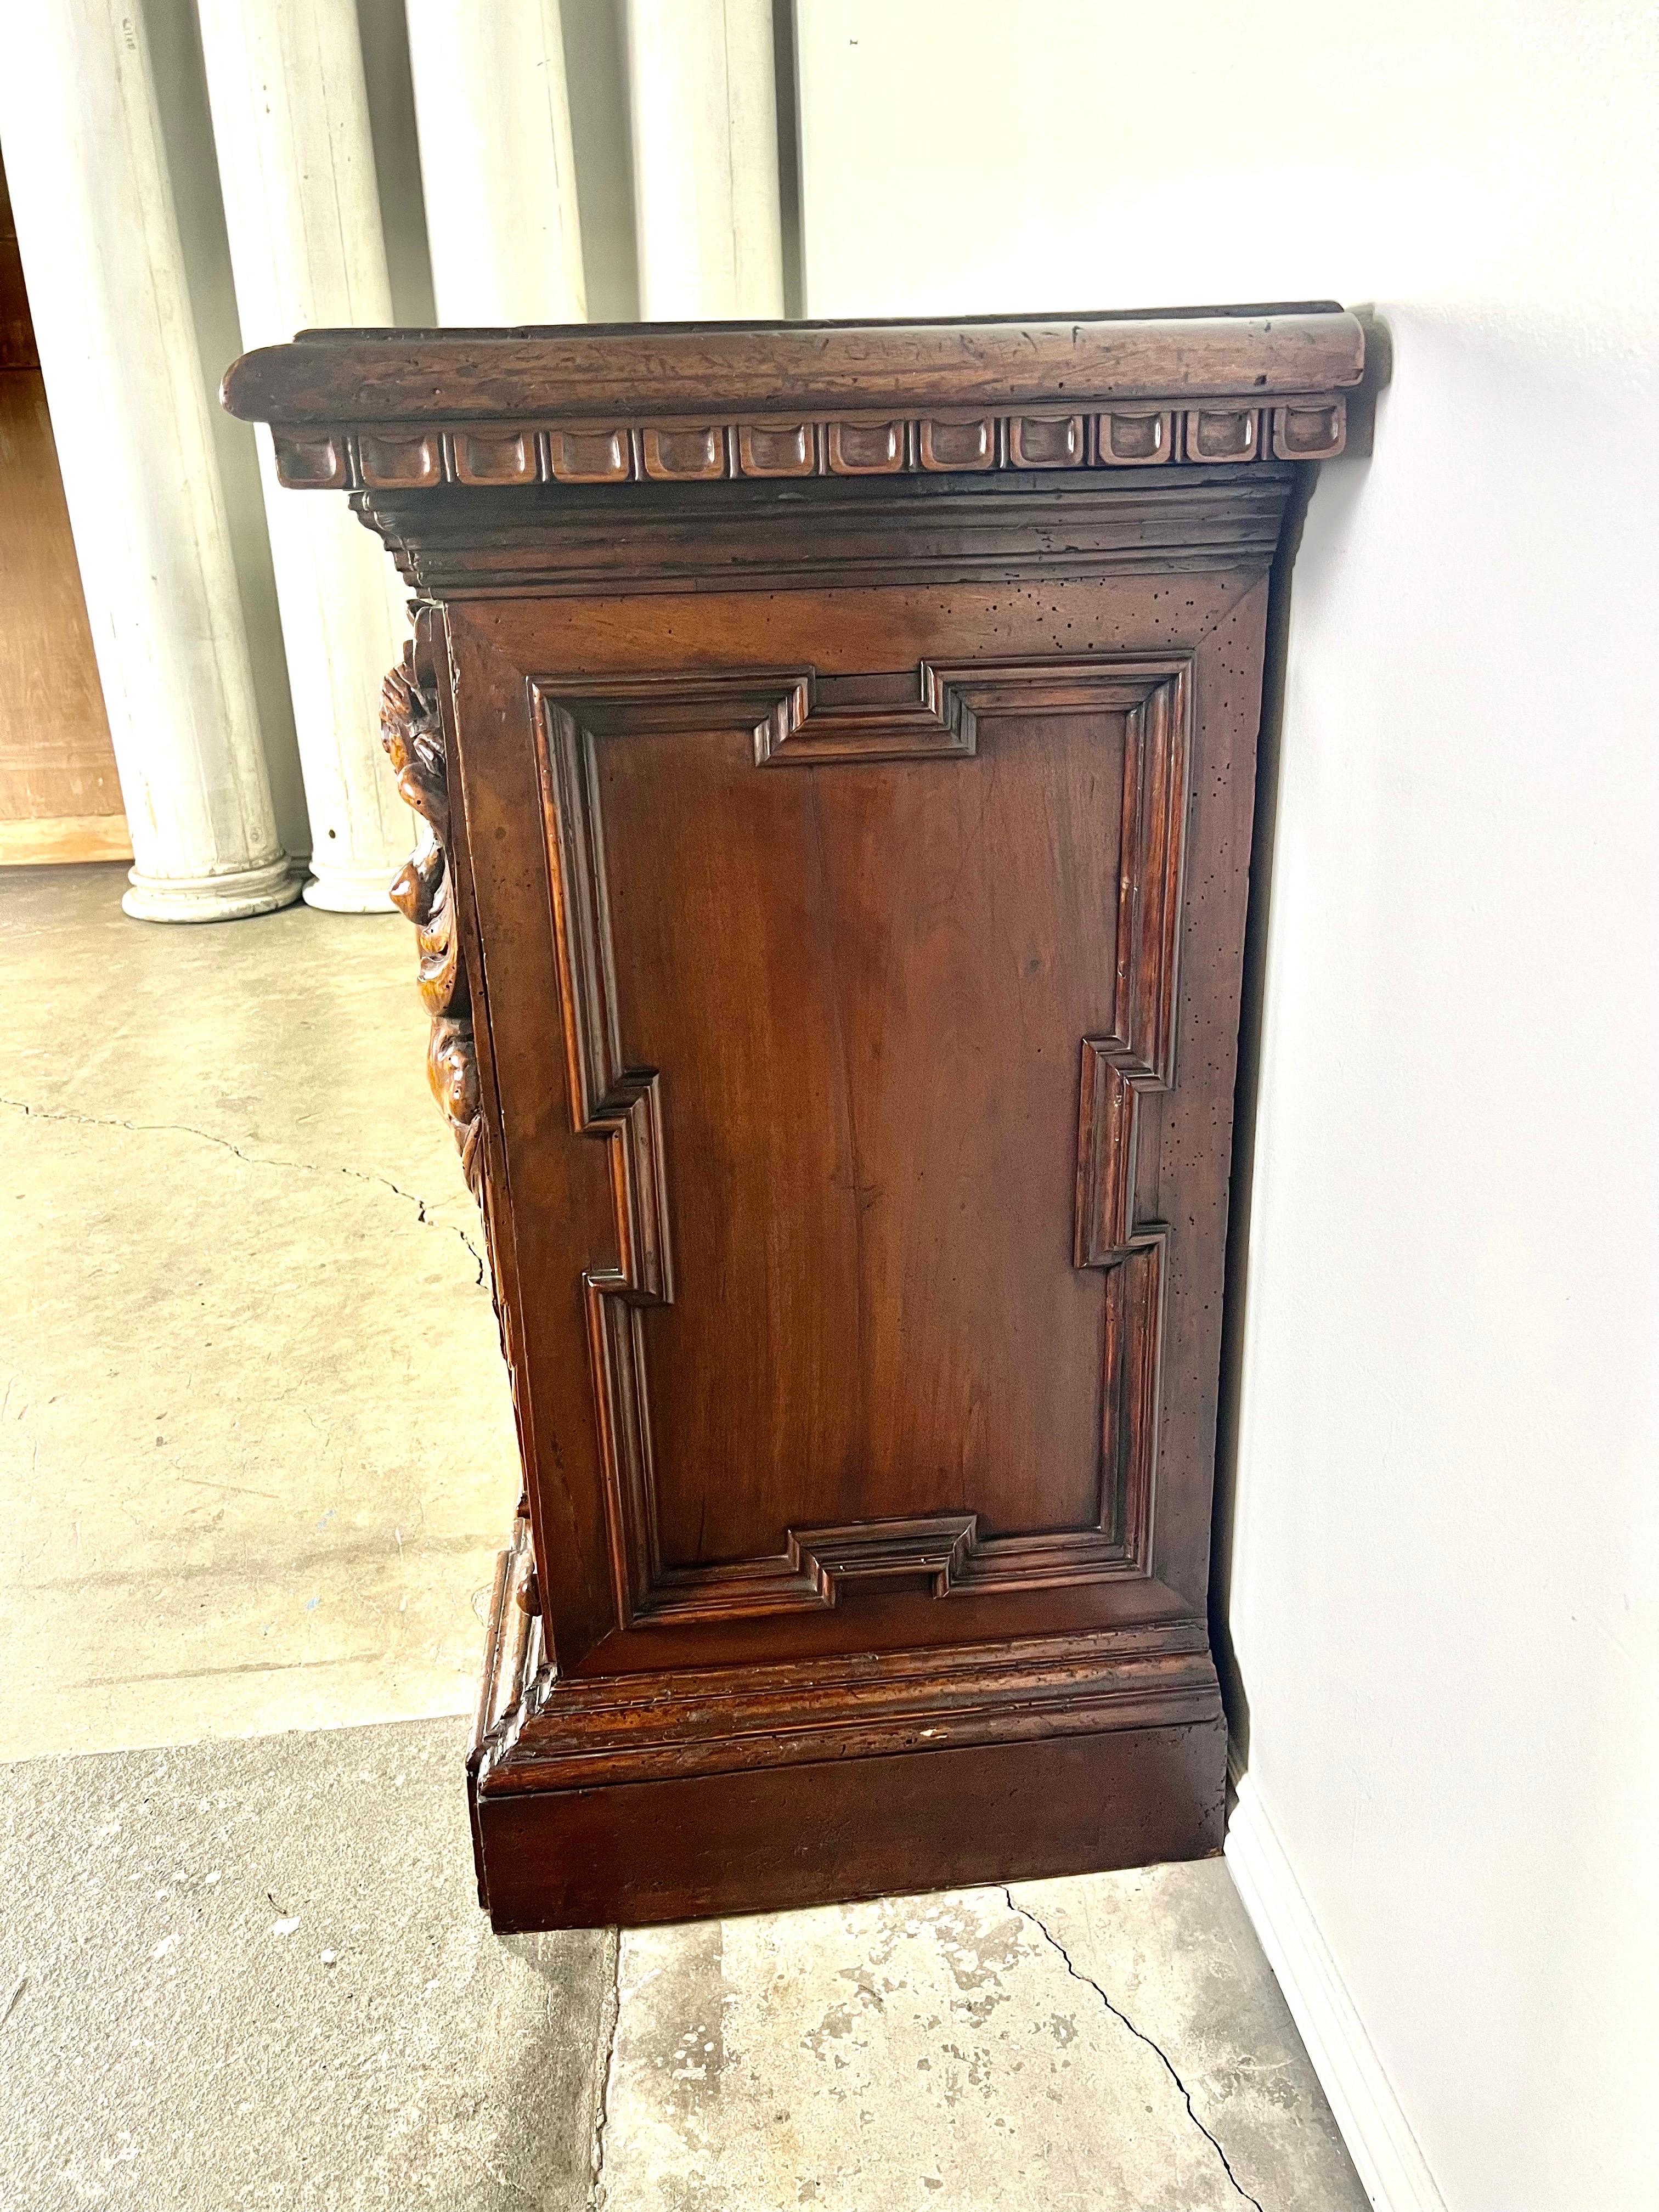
[224,304,1363,424]
[234,310,1357,1928]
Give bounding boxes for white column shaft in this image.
[0,0,296,922]
[198,0,411,915]
[406,0,586,324]
[625,0,785,320]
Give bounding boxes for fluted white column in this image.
[625,0,785,319]
[405,0,586,323]
[0,0,297,922]
[198,0,410,915]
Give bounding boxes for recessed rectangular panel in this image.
[450,427,541,484]
[1097,410,1173,466]
[738,422,816,476]
[1009,414,1084,467]
[588,697,1132,1573]
[356,429,445,488]
[642,426,729,480]
[826,419,905,474]
[1184,408,1260,463]
[918,417,996,470]
[1272,400,1346,459]
[270,429,351,488]
[548,427,634,482]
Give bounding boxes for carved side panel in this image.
[380,623,484,1200]
[383,619,546,1591]
[532,659,1191,1630]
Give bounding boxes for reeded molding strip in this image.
[268,396,1347,492]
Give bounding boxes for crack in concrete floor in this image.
[588,1928,623,2209]
[0,1089,488,1283]
[1005,1887,1266,2211]
[597,1877,1365,2210]
[0,871,1369,2208]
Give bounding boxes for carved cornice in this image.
[223,308,1362,492]
[263,397,1346,492]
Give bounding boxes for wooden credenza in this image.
[225,309,1361,1931]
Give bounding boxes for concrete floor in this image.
[1,863,516,1760]
[1,864,1368,2211]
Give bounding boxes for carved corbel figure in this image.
[379,634,483,1201]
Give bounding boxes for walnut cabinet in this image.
[225,309,1362,1930]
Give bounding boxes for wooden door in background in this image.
[0,148,129,865]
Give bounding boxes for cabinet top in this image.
[222,306,1364,492]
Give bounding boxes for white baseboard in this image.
[1225,1759,1450,2212]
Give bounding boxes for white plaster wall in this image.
[797,5,1659,2207]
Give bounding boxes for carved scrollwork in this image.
[382,628,537,1554]
[380,635,483,1200]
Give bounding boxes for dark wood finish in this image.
[227,310,1358,1929]
[223,304,1362,424]
[0,150,33,372]
[476,1734,1222,1934]
[222,304,1361,493]
[379,635,484,1198]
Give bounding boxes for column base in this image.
[122,856,302,923]
[301,860,398,914]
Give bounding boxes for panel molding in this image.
[756,663,973,763]
[531,656,1192,1630]
[482,1600,1221,1795]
